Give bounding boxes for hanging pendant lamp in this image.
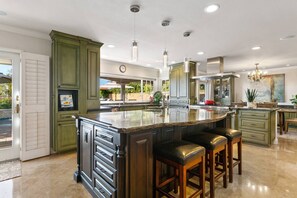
[162,20,170,68]
[248,63,264,82]
[183,31,191,73]
[130,5,140,62]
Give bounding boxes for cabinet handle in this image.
[99,167,106,173]
[100,134,108,139]
[98,188,105,194]
[84,132,88,143]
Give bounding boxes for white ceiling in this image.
[1,0,297,72]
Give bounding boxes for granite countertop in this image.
[229,107,278,111]
[80,107,231,133]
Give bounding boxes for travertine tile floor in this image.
[0,130,297,198]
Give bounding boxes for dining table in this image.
[278,108,297,135]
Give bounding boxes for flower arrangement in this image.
[289,94,297,108]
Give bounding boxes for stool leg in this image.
[155,160,160,198]
[199,156,205,198]
[238,139,242,175]
[179,165,187,198]
[209,151,215,198]
[228,141,233,183]
[174,168,178,193]
[223,145,228,188]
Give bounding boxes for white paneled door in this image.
[20,52,50,161]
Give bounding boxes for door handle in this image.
[15,103,20,114]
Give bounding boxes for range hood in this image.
[192,72,240,80]
[192,57,240,80]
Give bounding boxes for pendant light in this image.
[162,20,170,68]
[184,57,190,73]
[183,31,191,73]
[130,5,140,62]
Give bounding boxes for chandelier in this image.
[248,63,263,82]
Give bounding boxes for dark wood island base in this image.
[73,107,232,197]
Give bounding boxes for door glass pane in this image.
[0,61,12,148]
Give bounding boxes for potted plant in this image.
[289,94,297,109]
[245,88,258,108]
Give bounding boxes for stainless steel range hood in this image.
[192,56,240,80]
[192,72,240,80]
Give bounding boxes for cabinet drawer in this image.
[94,141,116,169]
[239,110,269,119]
[57,111,79,121]
[94,156,117,187]
[93,171,116,198]
[239,119,269,132]
[241,130,268,145]
[94,126,118,149]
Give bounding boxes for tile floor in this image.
[0,130,297,198]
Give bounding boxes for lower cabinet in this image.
[77,120,154,198]
[56,121,77,152]
[129,132,153,198]
[80,121,93,185]
[237,109,276,146]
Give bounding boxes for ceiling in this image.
[0,0,297,72]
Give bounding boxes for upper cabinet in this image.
[169,62,196,106]
[87,45,100,100]
[56,39,80,89]
[50,30,103,153]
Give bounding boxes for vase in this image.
[247,102,254,108]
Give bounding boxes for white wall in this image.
[234,67,297,103]
[0,28,51,56]
[101,59,161,90]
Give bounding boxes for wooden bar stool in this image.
[155,140,206,198]
[204,128,242,183]
[184,132,228,198]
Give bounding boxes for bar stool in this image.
[184,132,228,198]
[205,127,242,183]
[155,140,205,198]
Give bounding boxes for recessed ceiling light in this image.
[197,51,204,55]
[280,35,295,40]
[204,4,220,13]
[107,44,115,48]
[146,64,151,66]
[0,10,7,16]
[286,64,291,67]
[171,61,176,64]
[252,46,261,50]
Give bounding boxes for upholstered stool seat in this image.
[184,132,228,198]
[155,140,205,198]
[205,127,242,183]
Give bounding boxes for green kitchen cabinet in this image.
[236,109,276,146]
[56,121,77,152]
[169,62,196,105]
[50,30,103,153]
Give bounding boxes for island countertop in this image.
[79,107,231,133]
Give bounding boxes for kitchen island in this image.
[231,107,277,146]
[74,107,231,198]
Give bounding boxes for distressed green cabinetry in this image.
[169,62,196,105]
[236,109,276,146]
[50,30,103,152]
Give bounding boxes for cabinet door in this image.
[170,68,178,97]
[178,66,188,99]
[129,132,153,197]
[87,45,100,100]
[80,121,93,184]
[57,121,77,152]
[57,40,80,88]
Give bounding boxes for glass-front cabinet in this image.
[213,77,234,106]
